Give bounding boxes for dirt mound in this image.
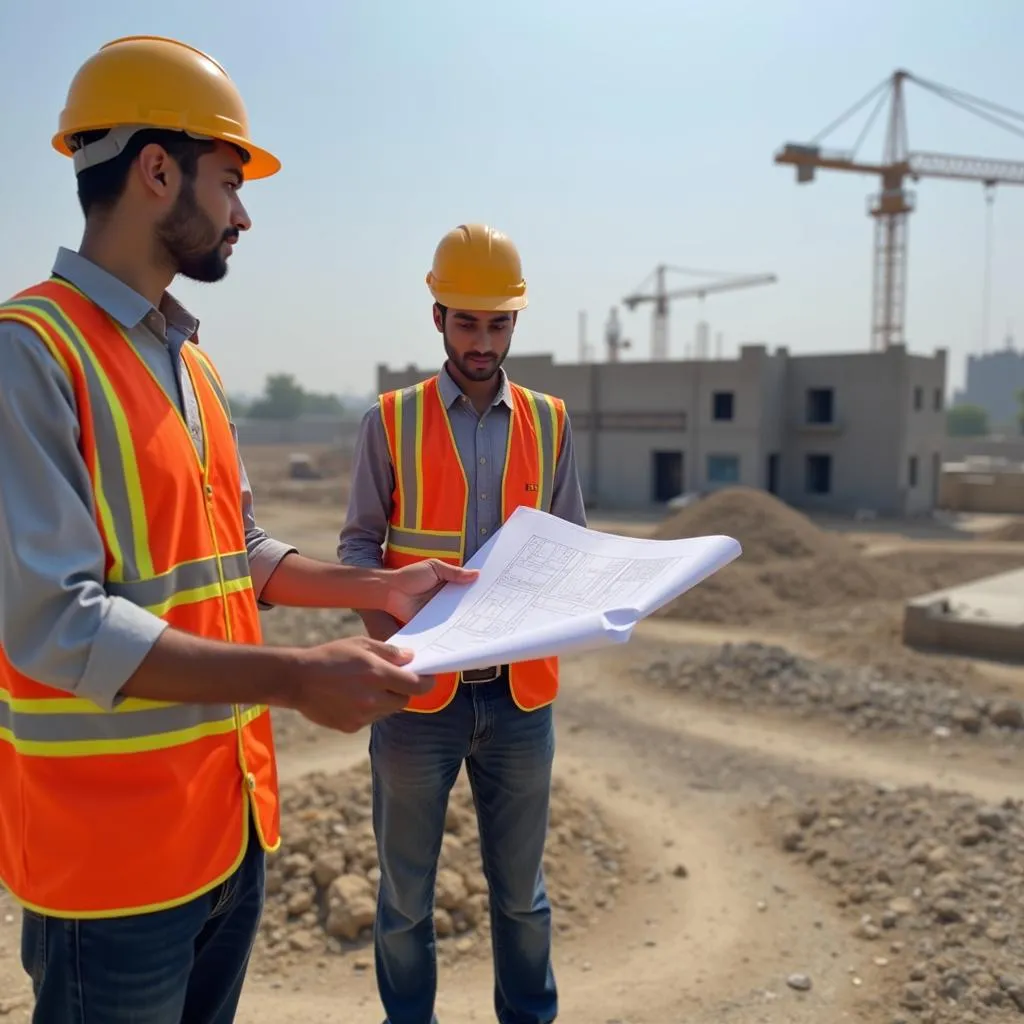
[882,550,1024,593]
[658,552,920,626]
[766,782,1024,1022]
[988,517,1024,542]
[653,489,919,624]
[652,489,1024,625]
[253,764,630,972]
[654,486,848,564]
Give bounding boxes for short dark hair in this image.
[74,128,217,218]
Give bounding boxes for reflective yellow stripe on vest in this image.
[105,550,252,616]
[0,695,266,758]
[0,294,153,584]
[518,388,559,514]
[384,381,561,562]
[188,346,232,420]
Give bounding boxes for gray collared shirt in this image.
[0,247,295,711]
[338,365,587,571]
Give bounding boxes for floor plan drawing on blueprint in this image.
[391,507,742,675]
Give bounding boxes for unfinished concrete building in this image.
[378,342,948,516]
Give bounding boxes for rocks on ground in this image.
[767,781,1024,1022]
[253,764,629,972]
[639,641,1024,742]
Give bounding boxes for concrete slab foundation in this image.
[903,567,1024,663]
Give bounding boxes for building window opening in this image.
[712,391,734,421]
[805,453,832,495]
[806,388,834,424]
[707,454,740,486]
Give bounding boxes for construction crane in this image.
[775,69,1024,352]
[621,265,778,359]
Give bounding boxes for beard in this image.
[443,332,508,383]
[155,179,237,284]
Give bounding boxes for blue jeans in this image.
[20,818,265,1024]
[370,678,557,1024]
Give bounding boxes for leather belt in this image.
[459,665,504,684]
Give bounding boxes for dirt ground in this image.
[1,449,1022,1023]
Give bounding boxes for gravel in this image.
[766,781,1024,1022]
[639,642,1024,742]
[252,764,631,972]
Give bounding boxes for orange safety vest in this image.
[0,277,280,919]
[380,374,566,713]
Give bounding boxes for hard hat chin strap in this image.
[69,124,214,174]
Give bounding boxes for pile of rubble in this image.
[252,765,629,971]
[767,781,1024,1022]
[639,642,1024,741]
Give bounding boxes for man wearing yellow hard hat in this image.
[0,36,477,1022]
[340,223,586,1023]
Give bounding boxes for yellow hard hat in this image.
[425,223,528,312]
[53,35,280,180]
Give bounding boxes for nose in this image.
[233,197,252,233]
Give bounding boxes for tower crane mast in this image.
[776,70,1024,351]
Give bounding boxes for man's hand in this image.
[382,560,478,624]
[290,636,433,733]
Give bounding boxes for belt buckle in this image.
[460,665,501,684]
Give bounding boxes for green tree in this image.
[302,390,344,415]
[247,373,306,421]
[946,404,990,438]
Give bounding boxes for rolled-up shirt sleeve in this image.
[233,424,296,609]
[337,404,393,569]
[0,323,168,711]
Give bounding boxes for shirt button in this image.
[479,457,486,465]
[480,527,488,535]
[246,772,256,791]
[480,493,487,500]
[478,422,484,430]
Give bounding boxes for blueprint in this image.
[390,506,742,676]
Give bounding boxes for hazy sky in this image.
[3,0,1024,399]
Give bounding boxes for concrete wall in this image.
[780,348,898,514]
[938,465,1024,514]
[903,567,1024,661]
[377,342,948,515]
[902,350,949,515]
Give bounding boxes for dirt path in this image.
[239,703,871,1023]
[0,608,1018,1022]
[233,637,1022,1023]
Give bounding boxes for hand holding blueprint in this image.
[390,506,742,675]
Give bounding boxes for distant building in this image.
[378,342,948,517]
[952,335,1024,432]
